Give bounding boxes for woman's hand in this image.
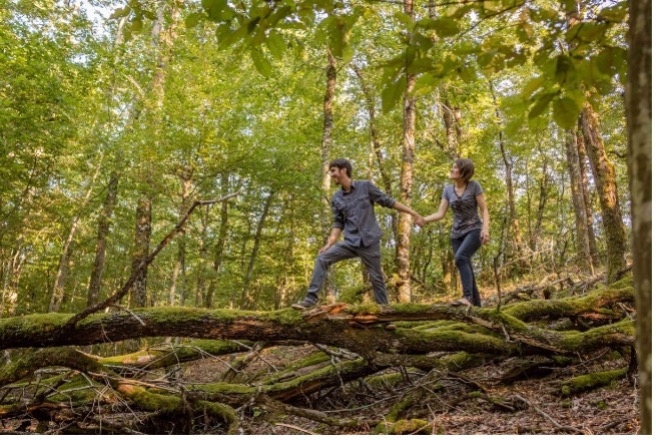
[480,229,490,244]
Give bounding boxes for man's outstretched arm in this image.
[391,201,425,227]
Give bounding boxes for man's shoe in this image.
[384,323,397,331]
[291,299,317,311]
[379,305,394,313]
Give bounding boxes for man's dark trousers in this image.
[305,241,388,305]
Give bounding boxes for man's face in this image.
[329,166,346,185]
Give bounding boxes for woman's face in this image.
[449,163,462,180]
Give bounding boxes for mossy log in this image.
[0,283,634,358]
[560,368,628,396]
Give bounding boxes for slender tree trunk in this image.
[396,0,416,303]
[321,48,338,304]
[626,0,651,432]
[576,129,600,266]
[441,97,460,159]
[169,167,193,306]
[564,129,593,273]
[49,159,103,312]
[205,173,230,308]
[529,159,549,254]
[579,103,627,281]
[241,192,275,309]
[129,197,152,308]
[490,81,521,266]
[352,66,393,198]
[195,206,210,307]
[87,172,119,306]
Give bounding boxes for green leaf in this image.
[109,7,131,19]
[394,11,414,28]
[250,49,272,77]
[566,23,607,43]
[412,73,440,97]
[555,55,574,84]
[598,3,628,22]
[520,76,546,99]
[528,92,556,119]
[552,96,581,129]
[185,12,205,29]
[417,17,459,37]
[266,31,286,60]
[382,76,406,114]
[216,24,245,50]
[202,0,233,22]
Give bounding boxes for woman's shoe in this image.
[450,297,472,307]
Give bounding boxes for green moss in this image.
[607,275,633,290]
[561,368,627,396]
[595,400,609,410]
[375,419,432,434]
[262,352,330,385]
[365,372,407,388]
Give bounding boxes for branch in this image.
[65,192,240,328]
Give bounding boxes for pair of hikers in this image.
[292,158,490,313]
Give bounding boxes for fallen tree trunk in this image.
[0,285,634,358]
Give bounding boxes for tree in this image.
[625,0,651,433]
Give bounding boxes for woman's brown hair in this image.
[455,158,475,182]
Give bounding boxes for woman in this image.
[420,159,489,307]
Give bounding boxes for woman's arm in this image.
[423,198,449,224]
[476,193,490,244]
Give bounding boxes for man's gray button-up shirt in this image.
[331,180,395,248]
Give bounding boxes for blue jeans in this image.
[304,241,388,305]
[451,229,482,306]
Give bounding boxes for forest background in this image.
[0,0,650,434]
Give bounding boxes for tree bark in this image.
[396,0,416,304]
[0,284,635,357]
[240,192,275,309]
[626,0,651,432]
[576,128,600,266]
[579,103,627,281]
[168,166,193,306]
[490,81,520,261]
[49,158,103,312]
[87,171,119,307]
[129,197,152,308]
[564,130,593,273]
[205,173,230,308]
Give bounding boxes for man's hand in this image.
[318,243,333,254]
[480,229,490,244]
[413,214,426,228]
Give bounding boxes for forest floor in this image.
[184,344,640,435]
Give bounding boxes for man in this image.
[292,158,424,313]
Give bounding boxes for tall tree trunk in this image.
[576,129,600,266]
[352,66,394,198]
[205,174,230,309]
[129,197,152,308]
[529,159,549,254]
[579,103,627,281]
[87,171,119,306]
[195,206,210,307]
[564,129,593,273]
[129,1,182,308]
[489,81,520,262]
[441,96,461,159]
[626,0,651,432]
[321,48,338,304]
[168,166,193,306]
[49,159,103,312]
[396,0,416,303]
[240,192,274,309]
